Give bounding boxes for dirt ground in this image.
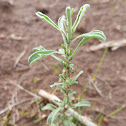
[0,0,126,126]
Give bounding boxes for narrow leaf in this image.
[36,12,59,30]
[75,30,106,41]
[33,45,46,51]
[69,91,76,96]
[28,51,49,65]
[72,30,106,55]
[66,6,72,42]
[51,54,66,67]
[30,46,66,67]
[73,37,90,55]
[50,83,64,88]
[73,101,90,108]
[58,16,67,45]
[59,74,65,80]
[70,80,78,86]
[67,89,73,94]
[58,15,65,31]
[72,71,83,82]
[72,4,90,33]
[47,107,61,124]
[33,118,43,123]
[71,8,74,16]
[70,71,83,85]
[42,104,57,111]
[28,50,61,65]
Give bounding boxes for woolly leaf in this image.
[36,12,59,30]
[50,83,64,88]
[47,107,62,124]
[28,50,60,65]
[42,104,57,111]
[73,30,106,55]
[72,101,90,108]
[66,6,72,42]
[72,4,90,33]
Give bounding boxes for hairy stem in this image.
[62,40,72,114]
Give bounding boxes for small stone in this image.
[0,34,6,39]
[87,67,93,73]
[103,117,108,124]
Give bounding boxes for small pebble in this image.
[0,34,6,39]
[103,117,108,124]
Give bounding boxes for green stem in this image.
[105,105,125,118]
[62,31,72,114]
[92,47,108,81]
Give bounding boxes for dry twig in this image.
[9,34,25,41]
[6,80,41,99]
[89,77,104,97]
[39,89,97,126]
[0,99,31,115]
[88,39,126,51]
[13,46,27,69]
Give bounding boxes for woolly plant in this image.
[28,4,106,126]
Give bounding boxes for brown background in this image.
[0,0,126,126]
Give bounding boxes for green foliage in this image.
[72,101,90,108]
[36,12,59,30]
[72,30,106,55]
[34,118,43,123]
[42,104,57,111]
[72,4,90,33]
[74,30,106,41]
[47,107,62,124]
[28,50,62,65]
[70,71,83,86]
[29,4,106,125]
[50,83,64,88]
